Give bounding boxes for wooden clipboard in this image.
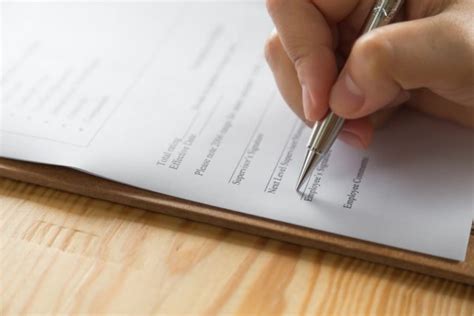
[1,157,472,285]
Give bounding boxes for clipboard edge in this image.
[1,157,472,285]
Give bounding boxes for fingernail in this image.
[339,131,366,149]
[345,73,363,97]
[302,85,315,121]
[331,73,365,115]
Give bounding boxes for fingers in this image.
[265,31,375,148]
[369,106,400,129]
[265,0,345,121]
[264,31,305,122]
[340,117,373,149]
[329,15,474,119]
[408,89,474,128]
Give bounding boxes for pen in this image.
[296,0,405,191]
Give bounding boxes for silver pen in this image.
[296,0,404,191]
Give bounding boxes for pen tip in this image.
[296,150,318,192]
[295,178,304,192]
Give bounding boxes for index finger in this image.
[266,0,361,121]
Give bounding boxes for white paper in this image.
[1,2,473,260]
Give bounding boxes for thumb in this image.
[329,15,471,119]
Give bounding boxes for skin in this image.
[264,0,474,148]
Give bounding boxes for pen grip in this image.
[307,113,345,154]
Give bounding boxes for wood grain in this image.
[1,178,473,315]
[2,158,472,284]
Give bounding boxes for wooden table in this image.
[1,178,473,315]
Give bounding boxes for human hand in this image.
[264,0,474,148]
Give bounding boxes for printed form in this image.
[1,2,473,260]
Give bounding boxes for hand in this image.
[264,0,474,148]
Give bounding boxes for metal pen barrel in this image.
[297,0,404,190]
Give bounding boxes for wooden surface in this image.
[1,178,473,315]
[2,158,472,284]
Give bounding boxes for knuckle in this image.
[291,44,313,69]
[352,30,394,78]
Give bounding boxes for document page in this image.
[1,2,473,260]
